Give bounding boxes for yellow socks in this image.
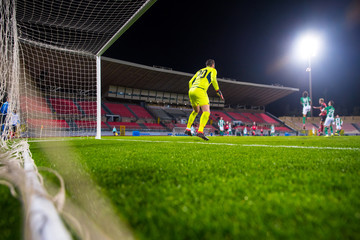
[198,111,210,133]
[186,111,198,130]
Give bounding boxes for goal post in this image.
[96,55,101,139]
[95,0,157,139]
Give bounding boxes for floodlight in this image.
[296,34,321,59]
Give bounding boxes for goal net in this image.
[1,0,156,138]
[1,0,156,239]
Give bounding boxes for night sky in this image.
[104,0,360,117]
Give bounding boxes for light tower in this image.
[297,34,320,117]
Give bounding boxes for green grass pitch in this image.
[1,136,360,239]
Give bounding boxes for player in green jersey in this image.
[300,91,311,129]
[324,100,335,137]
[185,59,224,140]
[334,115,343,135]
[218,117,225,136]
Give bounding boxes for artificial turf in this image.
[1,136,360,239]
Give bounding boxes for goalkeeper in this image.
[185,59,224,141]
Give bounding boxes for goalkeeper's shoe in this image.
[184,129,192,136]
[196,132,209,141]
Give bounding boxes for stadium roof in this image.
[102,57,299,106]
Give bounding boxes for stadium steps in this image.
[101,102,113,115]
[352,123,360,132]
[73,99,86,116]
[269,112,297,132]
[266,112,283,124]
[45,96,56,113]
[212,122,219,131]
[160,122,172,132]
[104,122,112,130]
[124,104,139,121]
[209,112,217,121]
[312,123,319,128]
[66,119,78,131]
[148,107,172,121]
[138,122,147,129]
[224,112,236,121]
[143,104,160,121]
[239,112,253,123]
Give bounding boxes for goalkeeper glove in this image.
[216,90,224,100]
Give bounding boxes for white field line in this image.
[28,138,360,151]
[105,139,360,151]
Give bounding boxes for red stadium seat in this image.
[241,113,265,123]
[128,105,154,119]
[20,96,52,115]
[104,103,134,118]
[227,112,251,123]
[74,120,109,129]
[254,113,279,124]
[108,122,141,130]
[78,101,106,116]
[342,123,359,133]
[27,119,69,128]
[49,98,80,115]
[275,126,292,132]
[211,110,233,122]
[143,123,166,130]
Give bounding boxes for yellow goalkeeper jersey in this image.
[189,67,219,92]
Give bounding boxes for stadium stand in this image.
[104,103,135,118]
[241,112,265,123]
[27,119,69,129]
[227,112,251,123]
[162,108,187,119]
[206,124,217,131]
[74,120,109,130]
[49,98,80,115]
[255,113,279,124]
[173,123,187,128]
[292,122,317,131]
[342,123,359,134]
[210,110,233,122]
[279,116,360,134]
[148,106,172,120]
[275,126,292,132]
[77,101,106,116]
[127,104,154,120]
[107,121,141,130]
[143,123,166,130]
[20,96,52,115]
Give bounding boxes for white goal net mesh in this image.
[1,0,154,138]
[19,42,97,137]
[1,0,156,239]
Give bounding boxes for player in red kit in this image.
[313,98,327,135]
[251,122,257,136]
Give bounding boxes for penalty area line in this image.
[105,139,360,151]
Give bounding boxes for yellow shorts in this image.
[189,87,209,107]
